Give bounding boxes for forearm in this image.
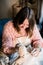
[15,47,28,65]
[31,24,43,48]
[2,46,15,55]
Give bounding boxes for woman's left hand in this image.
[31,48,40,57]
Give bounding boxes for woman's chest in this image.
[9,25,31,45]
[16,36,31,46]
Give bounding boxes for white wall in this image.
[41,0,43,18]
[39,0,43,23]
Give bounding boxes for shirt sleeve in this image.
[2,25,17,54]
[31,24,43,48]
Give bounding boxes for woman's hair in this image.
[13,6,36,37]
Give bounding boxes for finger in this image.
[31,50,39,57]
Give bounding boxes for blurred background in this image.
[0,0,42,19]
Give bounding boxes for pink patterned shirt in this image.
[2,21,43,54]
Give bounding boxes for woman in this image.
[2,6,43,65]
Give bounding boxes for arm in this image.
[2,25,17,55]
[15,44,29,65]
[31,24,43,48]
[30,24,43,56]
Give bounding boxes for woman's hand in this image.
[31,48,40,57]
